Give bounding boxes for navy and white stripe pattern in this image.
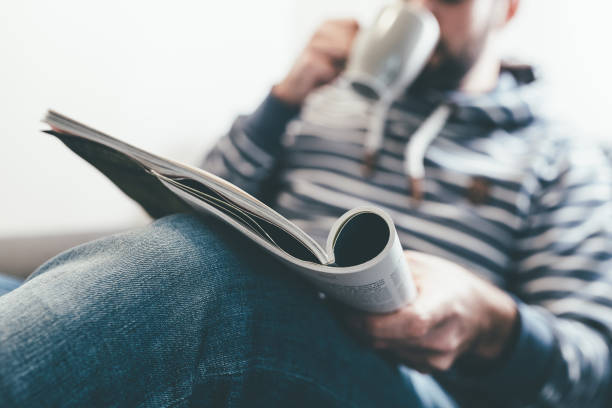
[202,71,612,407]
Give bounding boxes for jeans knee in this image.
[29,211,333,353]
[146,213,280,291]
[31,213,248,285]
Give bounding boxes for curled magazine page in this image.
[292,207,417,313]
[154,172,414,312]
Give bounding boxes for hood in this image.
[363,64,542,203]
[410,64,540,130]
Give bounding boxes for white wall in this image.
[500,0,612,138]
[0,0,295,236]
[1,0,610,238]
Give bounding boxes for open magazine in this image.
[42,110,416,313]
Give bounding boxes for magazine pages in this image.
[43,110,416,312]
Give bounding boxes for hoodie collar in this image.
[405,65,540,131]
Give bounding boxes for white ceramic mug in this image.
[344,2,440,100]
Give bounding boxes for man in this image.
[1,0,611,406]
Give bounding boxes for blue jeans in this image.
[0,214,456,407]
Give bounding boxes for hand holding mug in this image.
[272,19,360,106]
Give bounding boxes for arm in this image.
[200,93,299,197]
[345,143,612,407]
[448,143,612,407]
[201,19,359,198]
[492,142,612,406]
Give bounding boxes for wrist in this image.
[271,82,305,107]
[242,90,301,154]
[472,284,519,360]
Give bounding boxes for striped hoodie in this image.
[202,67,612,407]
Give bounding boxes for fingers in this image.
[301,50,339,84]
[361,339,459,374]
[309,42,348,68]
[301,20,359,85]
[346,326,460,373]
[371,338,460,373]
[345,305,434,341]
[273,18,360,105]
[340,251,489,374]
[395,348,458,373]
[310,19,359,61]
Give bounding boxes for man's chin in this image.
[410,68,463,93]
[410,54,472,93]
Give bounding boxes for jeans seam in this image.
[136,366,357,408]
[198,365,359,408]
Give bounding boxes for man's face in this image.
[409,0,507,91]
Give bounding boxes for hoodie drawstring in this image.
[363,102,452,203]
[404,104,452,202]
[362,95,395,177]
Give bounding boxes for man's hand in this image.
[272,19,360,106]
[345,251,518,374]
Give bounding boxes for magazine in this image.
[42,110,416,313]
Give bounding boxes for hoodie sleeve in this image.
[200,91,300,198]
[442,141,612,407]
[510,142,612,407]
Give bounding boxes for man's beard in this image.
[410,38,483,93]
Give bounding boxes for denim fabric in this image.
[0,273,21,296]
[0,214,456,407]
